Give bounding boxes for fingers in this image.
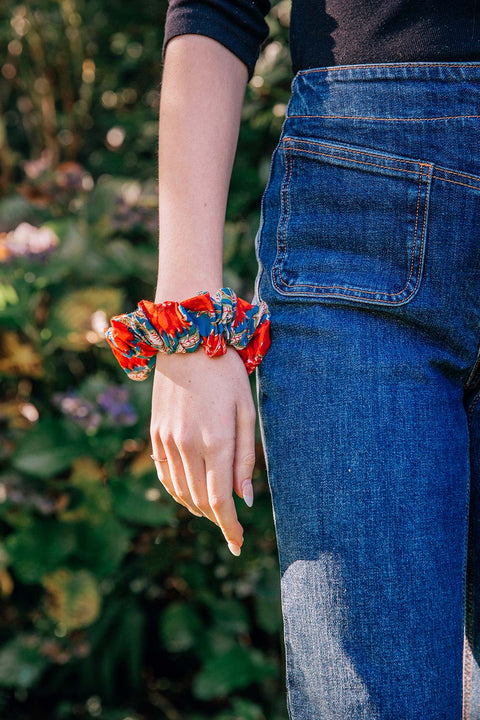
[165,440,207,518]
[205,444,244,555]
[232,398,256,507]
[180,446,221,527]
[152,438,203,517]
[152,433,245,554]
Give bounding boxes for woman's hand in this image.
[150,345,256,556]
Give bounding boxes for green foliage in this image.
[5,520,77,583]
[11,417,82,478]
[193,646,276,700]
[0,0,292,717]
[159,600,205,653]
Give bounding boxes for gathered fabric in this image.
[103,287,271,380]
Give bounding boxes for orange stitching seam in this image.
[424,168,480,184]
[274,150,422,295]
[296,62,480,75]
[282,136,423,166]
[281,137,480,191]
[286,113,480,122]
[274,141,293,298]
[281,137,480,186]
[432,176,480,192]
[280,143,423,176]
[281,137,425,174]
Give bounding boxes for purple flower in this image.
[96,385,138,426]
[52,391,102,432]
[52,384,137,432]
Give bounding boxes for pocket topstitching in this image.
[271,135,434,306]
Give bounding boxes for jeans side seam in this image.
[464,523,474,720]
[464,342,480,392]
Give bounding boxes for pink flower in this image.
[5,222,59,258]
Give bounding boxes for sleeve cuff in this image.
[162,6,269,81]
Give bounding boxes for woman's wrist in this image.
[154,280,223,305]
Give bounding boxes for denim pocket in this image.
[271,135,434,306]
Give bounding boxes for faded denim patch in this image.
[281,556,380,720]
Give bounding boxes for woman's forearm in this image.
[155,34,249,304]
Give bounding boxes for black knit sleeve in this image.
[161,0,272,81]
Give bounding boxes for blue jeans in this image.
[253,61,480,719]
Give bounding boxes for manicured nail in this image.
[228,542,241,556]
[242,480,254,507]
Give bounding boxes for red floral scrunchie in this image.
[103,287,271,380]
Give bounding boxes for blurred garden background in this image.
[0,1,294,718]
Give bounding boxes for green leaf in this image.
[0,283,19,313]
[73,516,133,576]
[11,417,81,479]
[176,561,208,591]
[109,475,175,526]
[5,520,76,584]
[159,601,204,653]
[218,697,266,720]
[193,645,276,700]
[206,598,249,635]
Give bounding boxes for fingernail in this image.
[242,480,254,508]
[228,542,241,556]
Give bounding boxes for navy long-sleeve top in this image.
[161,0,480,82]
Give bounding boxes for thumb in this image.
[233,401,256,507]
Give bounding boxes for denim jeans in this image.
[253,61,480,719]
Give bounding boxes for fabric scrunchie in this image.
[103,287,271,380]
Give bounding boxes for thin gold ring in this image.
[150,453,168,462]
